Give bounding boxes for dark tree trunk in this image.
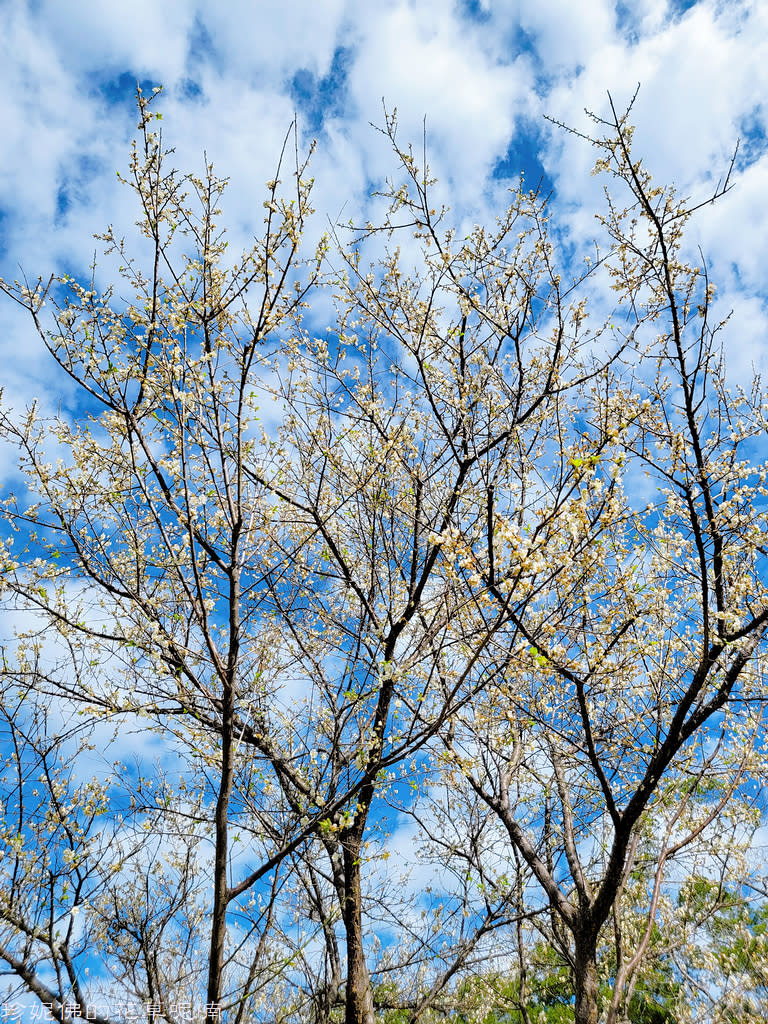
[341,839,375,1024]
[574,937,599,1024]
[206,682,234,1023]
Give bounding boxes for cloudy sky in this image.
[0,0,766,408]
[0,1,766,1006]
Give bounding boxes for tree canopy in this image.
[1,89,767,1024]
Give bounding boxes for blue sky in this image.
[1,1,767,1013]
[1,0,766,853]
[1,0,766,437]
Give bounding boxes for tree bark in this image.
[341,839,375,1024]
[574,937,599,1024]
[206,682,234,1022]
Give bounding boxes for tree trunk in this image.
[341,840,375,1024]
[574,938,599,1024]
[206,684,235,1022]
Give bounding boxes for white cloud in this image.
[35,0,194,76]
[0,0,763,572]
[202,0,346,84]
[345,1,534,197]
[519,0,616,68]
[0,5,765,1012]
[0,0,765,528]
[697,150,768,294]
